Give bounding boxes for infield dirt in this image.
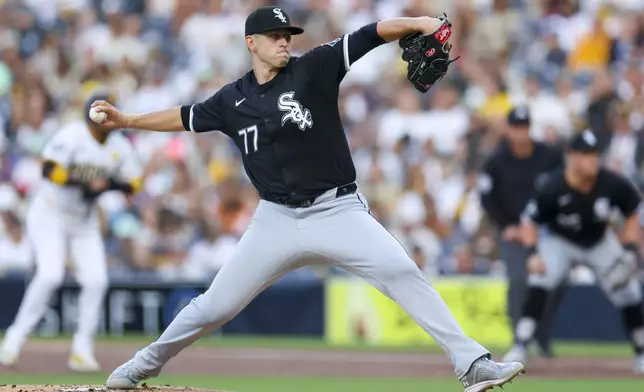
[0,340,637,381]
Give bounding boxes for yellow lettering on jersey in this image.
[70,164,109,182]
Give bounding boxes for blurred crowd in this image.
[0,0,643,283]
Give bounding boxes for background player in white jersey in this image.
[0,92,143,372]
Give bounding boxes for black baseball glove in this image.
[399,14,460,93]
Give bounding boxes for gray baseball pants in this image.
[531,230,642,306]
[130,186,489,378]
[499,239,564,348]
[516,229,643,344]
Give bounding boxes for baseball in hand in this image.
[89,107,107,124]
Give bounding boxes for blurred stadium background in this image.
[0,0,643,390]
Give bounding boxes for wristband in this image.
[526,245,537,255]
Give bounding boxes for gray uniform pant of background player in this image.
[130,187,489,378]
[499,239,565,348]
[531,230,642,307]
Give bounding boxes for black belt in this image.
[267,183,357,208]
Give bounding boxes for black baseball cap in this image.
[567,129,600,153]
[245,6,303,36]
[507,105,531,126]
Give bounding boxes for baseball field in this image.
[0,335,641,392]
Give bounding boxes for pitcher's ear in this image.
[246,35,258,53]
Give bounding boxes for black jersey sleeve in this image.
[181,89,225,133]
[613,175,642,217]
[301,22,386,84]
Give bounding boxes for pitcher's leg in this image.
[131,255,298,378]
[304,200,523,391]
[69,231,108,364]
[348,258,490,377]
[122,203,302,380]
[305,203,488,378]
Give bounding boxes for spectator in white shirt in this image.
[423,83,470,156]
[377,86,430,150]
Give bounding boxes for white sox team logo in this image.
[278,91,313,131]
[273,8,287,23]
[594,197,610,220]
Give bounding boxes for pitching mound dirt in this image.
[0,386,230,392]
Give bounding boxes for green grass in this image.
[0,335,637,391]
[16,334,634,358]
[0,374,642,392]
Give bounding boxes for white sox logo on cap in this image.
[273,8,287,23]
[582,129,597,146]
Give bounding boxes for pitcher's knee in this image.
[193,293,244,327]
[373,255,424,281]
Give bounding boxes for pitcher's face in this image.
[248,29,292,69]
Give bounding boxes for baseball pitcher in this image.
[95,8,524,392]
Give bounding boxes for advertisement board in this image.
[325,277,513,346]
